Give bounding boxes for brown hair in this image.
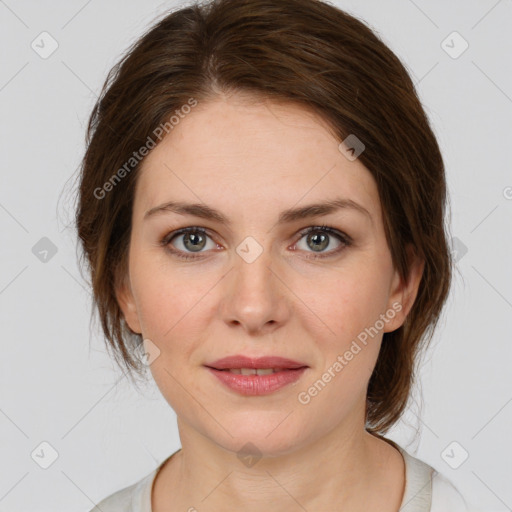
[74,0,452,435]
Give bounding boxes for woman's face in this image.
[117,93,422,455]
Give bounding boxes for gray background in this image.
[0,0,511,510]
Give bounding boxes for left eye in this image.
[293,225,351,259]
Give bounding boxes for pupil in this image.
[185,232,205,252]
[309,232,328,252]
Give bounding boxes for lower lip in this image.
[206,367,307,396]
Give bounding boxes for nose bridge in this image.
[222,234,288,332]
[235,235,273,289]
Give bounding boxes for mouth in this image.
[214,367,300,375]
[204,355,309,395]
[205,354,308,371]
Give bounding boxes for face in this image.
[117,93,423,456]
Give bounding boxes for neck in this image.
[154,418,404,511]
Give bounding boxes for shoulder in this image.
[384,438,481,512]
[431,472,481,512]
[88,468,157,512]
[88,484,134,512]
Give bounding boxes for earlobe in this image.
[115,274,142,334]
[384,245,425,333]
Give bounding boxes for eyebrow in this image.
[144,197,372,225]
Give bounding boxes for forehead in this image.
[134,95,379,220]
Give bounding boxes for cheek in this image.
[130,255,219,355]
[292,260,393,396]
[298,263,392,343]
[131,246,189,323]
[292,270,387,419]
[132,267,212,409]
[137,286,206,348]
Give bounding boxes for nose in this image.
[220,241,291,335]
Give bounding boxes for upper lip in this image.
[205,355,308,370]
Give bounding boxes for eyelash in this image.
[159,224,352,261]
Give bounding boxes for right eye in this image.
[161,226,220,260]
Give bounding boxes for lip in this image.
[204,355,309,396]
[206,367,307,395]
[206,355,307,370]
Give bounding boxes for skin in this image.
[116,92,424,512]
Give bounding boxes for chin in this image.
[209,418,310,459]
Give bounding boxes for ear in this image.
[383,244,425,333]
[115,272,142,335]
